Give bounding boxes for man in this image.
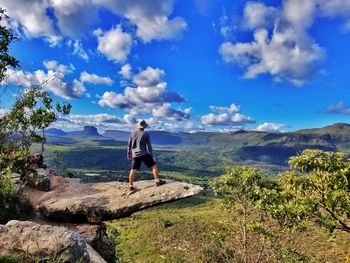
[127,120,166,192]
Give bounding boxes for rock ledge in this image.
[27,177,203,223]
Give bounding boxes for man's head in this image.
[136,120,148,130]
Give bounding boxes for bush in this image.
[276,149,350,234]
[0,149,34,224]
[0,174,33,224]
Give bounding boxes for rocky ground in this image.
[0,155,203,262]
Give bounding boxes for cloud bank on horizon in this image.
[1,0,350,132]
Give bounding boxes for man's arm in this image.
[127,134,132,159]
[146,133,153,157]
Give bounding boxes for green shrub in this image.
[276,150,350,235]
[0,150,34,224]
[0,174,33,224]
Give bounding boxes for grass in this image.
[106,191,350,263]
[0,255,28,263]
[106,191,225,263]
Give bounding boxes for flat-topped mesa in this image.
[26,177,203,224]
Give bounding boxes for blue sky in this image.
[1,0,350,132]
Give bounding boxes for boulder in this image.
[75,224,116,263]
[26,168,52,191]
[31,152,45,168]
[29,177,203,223]
[0,220,106,263]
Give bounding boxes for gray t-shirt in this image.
[127,129,153,158]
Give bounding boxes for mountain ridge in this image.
[50,122,350,137]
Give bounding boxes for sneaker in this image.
[129,186,135,192]
[156,179,166,187]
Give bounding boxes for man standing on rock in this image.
[127,120,166,193]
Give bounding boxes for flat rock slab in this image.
[27,177,203,223]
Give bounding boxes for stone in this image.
[31,152,45,168]
[0,220,106,263]
[26,168,51,191]
[75,223,116,263]
[27,177,203,223]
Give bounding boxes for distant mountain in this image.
[103,130,129,141]
[296,123,350,135]
[103,130,183,145]
[46,128,67,137]
[68,126,101,137]
[149,131,182,145]
[45,122,350,171]
[57,122,350,148]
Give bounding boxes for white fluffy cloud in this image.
[326,101,350,114]
[53,113,132,131]
[98,65,188,121]
[53,112,200,132]
[200,104,254,126]
[93,0,187,42]
[80,71,113,86]
[152,103,191,121]
[63,113,124,125]
[318,0,350,17]
[256,122,288,132]
[219,26,324,86]
[0,0,61,45]
[1,0,187,49]
[209,103,240,113]
[49,0,99,37]
[220,0,350,85]
[119,64,132,79]
[243,1,278,29]
[72,40,89,61]
[2,60,86,99]
[132,15,187,42]
[94,26,132,63]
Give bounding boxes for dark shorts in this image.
[131,154,156,170]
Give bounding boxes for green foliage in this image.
[0,149,34,224]
[0,87,71,152]
[0,254,29,263]
[276,150,350,234]
[107,191,348,262]
[0,8,19,84]
[0,173,33,224]
[0,148,31,175]
[107,192,229,263]
[209,166,293,263]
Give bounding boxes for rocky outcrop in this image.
[27,177,203,223]
[0,220,106,263]
[30,152,46,169]
[26,168,52,191]
[22,176,202,261]
[10,153,53,191]
[83,126,100,137]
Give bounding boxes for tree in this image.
[0,9,69,223]
[0,8,19,86]
[276,149,350,234]
[209,166,303,263]
[0,86,71,153]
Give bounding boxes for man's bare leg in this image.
[152,165,165,186]
[152,165,159,182]
[129,169,137,187]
